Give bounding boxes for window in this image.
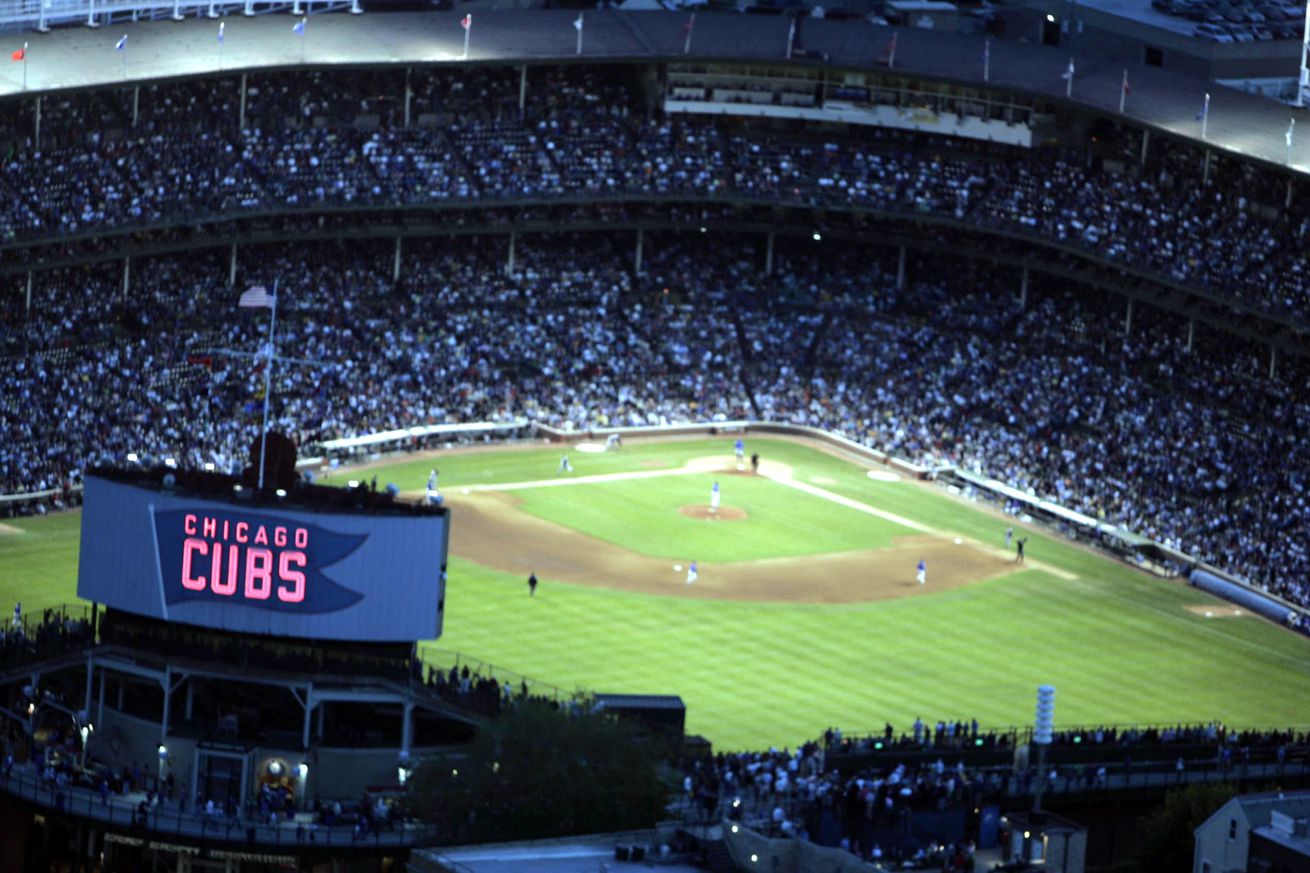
[1229,819,1238,840]
[1144,46,1163,67]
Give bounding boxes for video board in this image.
[77,475,447,642]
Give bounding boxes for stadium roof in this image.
[2,11,1309,173]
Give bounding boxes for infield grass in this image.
[6,436,1310,750]
[515,474,902,562]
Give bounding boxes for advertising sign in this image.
[77,475,447,642]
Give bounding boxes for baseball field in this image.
[4,434,1310,751]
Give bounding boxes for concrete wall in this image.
[1194,799,1249,873]
[723,824,883,873]
[1046,828,1087,873]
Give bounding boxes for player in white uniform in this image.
[426,469,440,505]
[558,453,574,473]
[685,561,698,585]
[916,559,926,586]
[709,481,721,513]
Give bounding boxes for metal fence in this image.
[0,761,439,848]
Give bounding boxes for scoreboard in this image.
[77,473,448,642]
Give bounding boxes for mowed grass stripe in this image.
[0,513,83,615]
[9,437,1310,749]
[514,474,903,562]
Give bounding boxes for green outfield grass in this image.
[6,436,1310,751]
[0,513,82,616]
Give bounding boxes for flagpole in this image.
[684,14,694,55]
[257,277,279,492]
[786,18,795,60]
[300,19,306,64]
[120,41,126,80]
[1065,57,1073,98]
[1119,69,1127,114]
[576,13,583,56]
[463,18,470,60]
[1288,119,1296,165]
[888,31,896,70]
[1201,92,1210,140]
[983,39,990,84]
[22,43,28,91]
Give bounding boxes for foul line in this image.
[452,458,1078,581]
[463,466,698,492]
[762,473,1075,580]
[764,474,933,533]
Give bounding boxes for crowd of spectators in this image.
[1,66,1308,608]
[3,66,1310,325]
[827,720,1310,755]
[0,607,94,671]
[682,738,995,867]
[679,717,1309,865]
[1,228,1307,603]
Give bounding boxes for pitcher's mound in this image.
[680,505,748,521]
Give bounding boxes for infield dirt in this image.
[447,489,1016,604]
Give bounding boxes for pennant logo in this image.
[154,508,366,614]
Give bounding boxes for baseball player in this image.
[750,453,760,474]
[426,469,440,505]
[709,481,721,514]
[1005,526,1013,549]
[685,561,698,585]
[1016,537,1028,563]
[605,433,622,451]
[528,572,538,597]
[11,602,19,629]
[557,453,574,474]
[916,560,926,586]
[734,438,745,462]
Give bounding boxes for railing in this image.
[416,646,580,708]
[0,483,83,505]
[0,0,350,33]
[0,173,1300,341]
[699,757,1310,837]
[0,761,439,849]
[0,604,95,674]
[828,722,1310,752]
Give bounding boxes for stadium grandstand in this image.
[2,6,1310,873]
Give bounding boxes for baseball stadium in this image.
[2,3,1310,872]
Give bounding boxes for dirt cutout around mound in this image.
[444,458,1018,604]
[0,522,24,535]
[679,505,748,521]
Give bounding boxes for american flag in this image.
[460,13,472,30]
[239,285,276,309]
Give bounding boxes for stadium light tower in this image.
[1032,684,1056,813]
